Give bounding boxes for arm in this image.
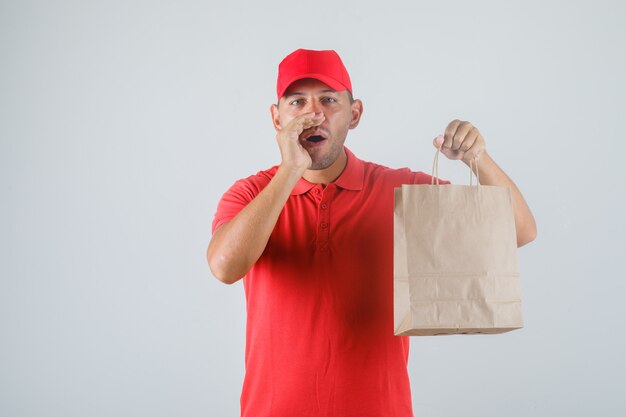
[208,166,302,284]
[435,120,537,247]
[471,151,537,247]
[207,112,324,284]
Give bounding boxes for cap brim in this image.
[278,73,349,99]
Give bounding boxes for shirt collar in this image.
[290,147,364,195]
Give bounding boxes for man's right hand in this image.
[276,112,325,173]
[208,112,326,284]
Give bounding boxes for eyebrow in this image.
[284,89,338,98]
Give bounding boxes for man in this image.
[208,49,536,417]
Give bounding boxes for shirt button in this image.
[320,222,328,229]
[321,203,328,209]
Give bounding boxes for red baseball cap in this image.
[276,49,353,99]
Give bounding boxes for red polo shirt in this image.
[213,148,446,417]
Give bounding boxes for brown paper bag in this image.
[394,151,523,336]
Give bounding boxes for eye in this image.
[322,97,337,103]
[289,99,303,105]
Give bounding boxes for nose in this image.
[304,99,322,115]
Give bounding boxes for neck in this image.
[303,149,348,184]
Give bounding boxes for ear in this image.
[270,103,282,131]
[348,99,363,130]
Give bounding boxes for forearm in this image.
[472,152,537,247]
[207,165,304,284]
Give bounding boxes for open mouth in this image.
[306,135,325,143]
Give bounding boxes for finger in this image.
[433,134,444,149]
[443,119,462,149]
[458,127,478,152]
[452,122,473,151]
[294,111,322,122]
[288,113,324,134]
[466,137,485,162]
[439,146,463,161]
[302,113,325,128]
[299,112,325,125]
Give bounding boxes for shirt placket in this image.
[315,184,335,252]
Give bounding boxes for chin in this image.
[308,147,344,171]
[308,155,336,170]
[308,162,331,170]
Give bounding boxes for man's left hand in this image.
[433,119,486,165]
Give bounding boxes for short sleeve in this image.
[211,172,272,233]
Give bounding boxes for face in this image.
[271,78,363,170]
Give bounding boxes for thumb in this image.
[433,134,444,149]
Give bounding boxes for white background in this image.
[1,0,625,416]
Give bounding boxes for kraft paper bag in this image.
[393,151,523,336]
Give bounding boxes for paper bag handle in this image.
[430,147,481,186]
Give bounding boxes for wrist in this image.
[463,149,489,167]
[277,162,307,182]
